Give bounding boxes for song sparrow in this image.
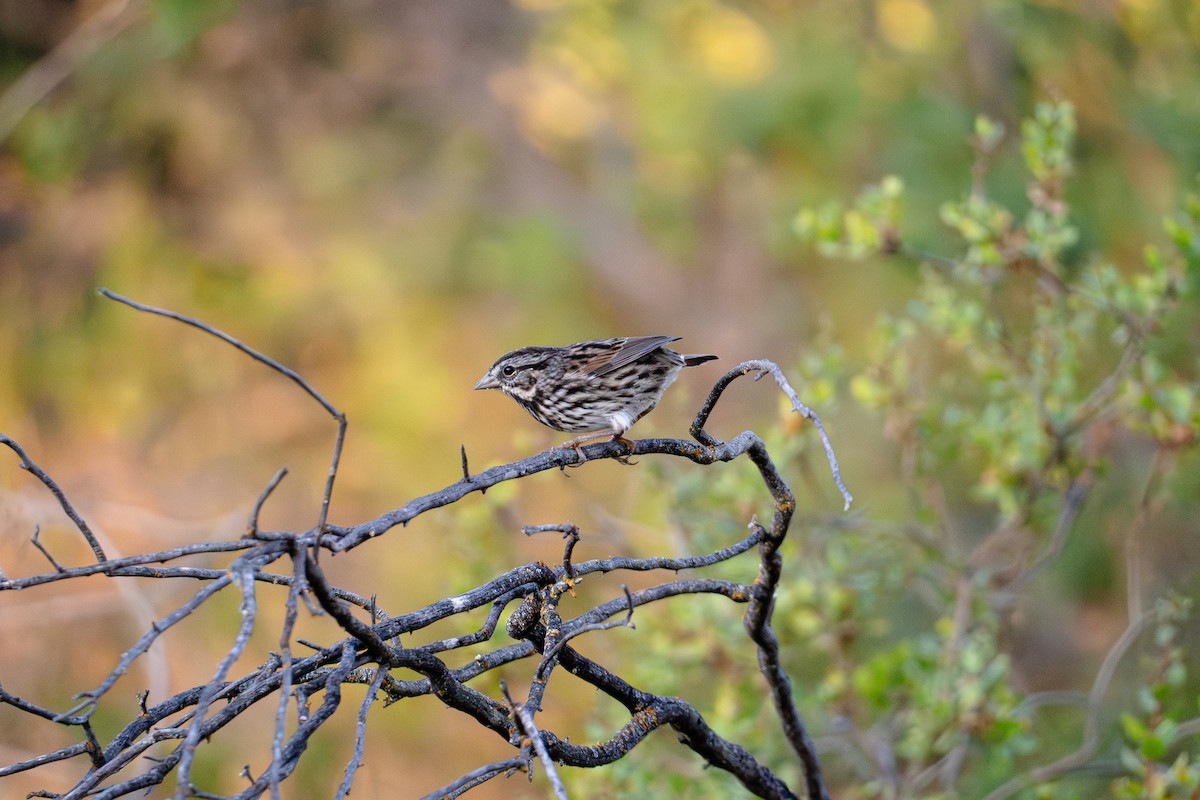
[474,336,718,458]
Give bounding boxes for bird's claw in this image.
[550,443,588,468]
[611,435,637,465]
[554,435,636,467]
[568,444,588,468]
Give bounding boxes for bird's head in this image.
[474,347,554,400]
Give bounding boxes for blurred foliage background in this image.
[1,0,1199,798]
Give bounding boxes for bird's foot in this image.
[555,434,600,468]
[554,432,637,466]
[610,435,638,465]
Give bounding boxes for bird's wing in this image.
[587,335,680,376]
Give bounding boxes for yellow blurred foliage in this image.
[490,65,607,149]
[540,5,629,90]
[547,36,627,91]
[877,0,937,53]
[682,5,774,86]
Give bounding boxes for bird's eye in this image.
[501,365,516,377]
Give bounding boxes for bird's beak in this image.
[474,373,500,390]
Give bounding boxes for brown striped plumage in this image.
[474,336,717,457]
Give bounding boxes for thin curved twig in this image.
[97,288,346,536]
[418,757,527,800]
[690,360,853,511]
[1,434,107,562]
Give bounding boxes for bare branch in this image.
[508,691,569,800]
[1,434,107,562]
[60,570,237,720]
[539,585,635,672]
[689,360,853,511]
[175,561,264,796]
[328,430,812,553]
[524,522,581,578]
[0,540,260,591]
[234,643,360,800]
[335,665,385,800]
[269,549,308,800]
[30,525,65,572]
[419,757,527,800]
[98,288,346,534]
[249,468,289,537]
[0,741,94,778]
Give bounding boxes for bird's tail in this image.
[682,354,719,367]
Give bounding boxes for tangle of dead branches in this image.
[0,289,852,800]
